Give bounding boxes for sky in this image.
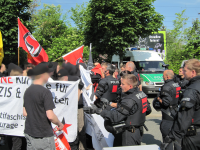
[36,0,200,30]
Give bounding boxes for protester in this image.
[23,63,64,150]
[7,64,24,150]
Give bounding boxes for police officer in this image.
[84,74,151,146]
[164,59,200,150]
[153,70,181,150]
[94,64,120,108]
[125,61,142,91]
[174,67,189,89]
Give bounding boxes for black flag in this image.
[87,43,93,70]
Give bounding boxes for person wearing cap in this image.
[23,63,64,150]
[57,68,86,150]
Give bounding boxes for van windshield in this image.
[135,61,165,72]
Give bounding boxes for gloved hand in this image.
[164,135,172,143]
[83,104,102,115]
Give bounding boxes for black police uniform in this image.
[153,79,181,150]
[100,87,151,146]
[95,75,120,105]
[168,76,200,150]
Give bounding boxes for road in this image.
[142,94,162,146]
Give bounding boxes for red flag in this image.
[62,46,84,65]
[18,18,48,65]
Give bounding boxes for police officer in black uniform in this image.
[153,70,181,150]
[163,59,200,150]
[84,74,151,146]
[125,61,142,91]
[174,67,189,90]
[94,64,120,108]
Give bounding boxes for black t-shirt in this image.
[23,84,55,137]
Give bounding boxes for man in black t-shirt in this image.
[23,63,64,150]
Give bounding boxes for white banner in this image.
[0,76,78,145]
[80,66,114,150]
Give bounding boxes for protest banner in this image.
[0,76,79,149]
[80,66,114,150]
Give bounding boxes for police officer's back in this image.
[166,59,200,150]
[84,74,151,146]
[95,64,120,106]
[153,70,181,150]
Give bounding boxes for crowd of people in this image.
[0,58,199,150]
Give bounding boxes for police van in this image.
[111,49,166,94]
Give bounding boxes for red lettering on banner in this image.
[176,87,181,98]
[112,85,118,93]
[142,97,147,113]
[0,77,13,84]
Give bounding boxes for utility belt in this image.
[112,122,148,134]
[186,125,200,137]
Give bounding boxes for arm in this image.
[169,89,197,140]
[46,110,64,131]
[100,98,137,123]
[95,79,108,99]
[146,100,152,116]
[23,107,27,117]
[159,86,173,107]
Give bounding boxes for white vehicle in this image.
[112,50,166,94]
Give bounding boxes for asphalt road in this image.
[142,94,162,146]
[0,95,162,150]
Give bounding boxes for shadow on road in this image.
[142,134,162,145]
[148,119,161,125]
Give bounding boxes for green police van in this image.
[112,50,166,94]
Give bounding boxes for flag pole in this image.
[52,56,63,62]
[18,47,20,66]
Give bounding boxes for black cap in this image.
[7,63,23,76]
[32,63,50,76]
[57,69,69,78]
[27,69,34,76]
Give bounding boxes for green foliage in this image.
[165,10,200,74]
[84,0,164,61]
[0,0,32,65]
[32,4,89,62]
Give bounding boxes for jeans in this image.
[24,134,55,150]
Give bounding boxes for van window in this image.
[135,61,165,71]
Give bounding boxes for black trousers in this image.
[160,120,181,150]
[182,132,200,150]
[122,128,142,146]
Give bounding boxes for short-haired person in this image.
[174,67,189,90]
[126,61,142,91]
[153,70,181,150]
[101,62,109,78]
[23,63,64,150]
[120,64,126,72]
[84,74,151,146]
[94,63,120,107]
[7,64,24,150]
[23,63,34,76]
[165,59,200,150]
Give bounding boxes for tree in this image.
[165,10,200,74]
[0,0,33,65]
[84,0,164,61]
[32,4,89,62]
